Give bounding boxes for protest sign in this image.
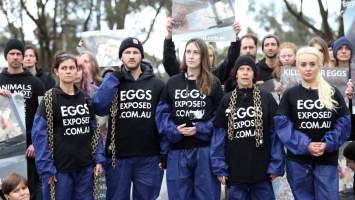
[77,30,136,68]
[280,66,349,102]
[172,0,236,41]
[0,94,26,186]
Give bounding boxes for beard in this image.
[9,61,22,68]
[266,53,277,59]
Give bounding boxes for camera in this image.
[185,110,204,127]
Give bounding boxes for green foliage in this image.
[252,1,315,46]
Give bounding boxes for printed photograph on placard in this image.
[172,0,235,41]
[344,1,355,114]
[0,94,27,185]
[77,30,135,68]
[352,63,355,113]
[258,79,280,103]
[280,66,349,102]
[344,0,355,61]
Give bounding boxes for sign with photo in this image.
[352,64,355,113]
[280,66,349,102]
[344,1,355,113]
[258,78,280,103]
[77,30,136,68]
[0,94,27,186]
[172,0,236,41]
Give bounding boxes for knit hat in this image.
[4,38,25,59]
[233,55,257,82]
[344,141,355,161]
[332,36,353,58]
[119,37,144,59]
[261,34,280,51]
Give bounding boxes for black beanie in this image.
[4,38,25,59]
[119,37,144,59]
[233,55,257,83]
[344,141,355,161]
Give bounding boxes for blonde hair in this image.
[296,47,338,110]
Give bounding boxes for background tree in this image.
[248,0,343,46]
[0,0,169,69]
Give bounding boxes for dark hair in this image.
[52,51,77,70]
[231,55,257,83]
[25,46,39,63]
[261,34,280,50]
[181,38,213,95]
[308,37,330,66]
[1,173,28,195]
[240,34,258,47]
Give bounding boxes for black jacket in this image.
[162,38,240,84]
[36,68,56,91]
[104,62,165,158]
[256,58,274,82]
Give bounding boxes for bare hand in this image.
[274,82,284,94]
[166,17,174,39]
[26,144,35,158]
[94,164,103,176]
[0,89,11,97]
[308,142,325,157]
[48,176,57,185]
[217,176,228,185]
[345,79,353,99]
[256,81,264,85]
[177,124,196,136]
[233,21,241,37]
[270,174,278,181]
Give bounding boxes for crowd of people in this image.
[0,17,354,200]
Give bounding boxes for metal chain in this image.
[91,120,101,200]
[44,89,55,200]
[109,92,119,168]
[227,89,237,141]
[253,87,264,147]
[226,85,264,147]
[45,90,103,200]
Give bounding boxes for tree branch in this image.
[142,1,164,44]
[283,0,325,37]
[83,0,94,31]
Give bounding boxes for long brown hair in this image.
[308,37,331,66]
[79,51,102,85]
[181,38,213,95]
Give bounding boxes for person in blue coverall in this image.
[31,52,105,200]
[210,55,285,200]
[274,47,351,200]
[92,37,165,200]
[156,38,223,200]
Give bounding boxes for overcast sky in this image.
[0,0,342,67]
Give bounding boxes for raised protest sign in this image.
[344,1,355,113]
[172,0,236,41]
[0,93,26,187]
[77,30,136,68]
